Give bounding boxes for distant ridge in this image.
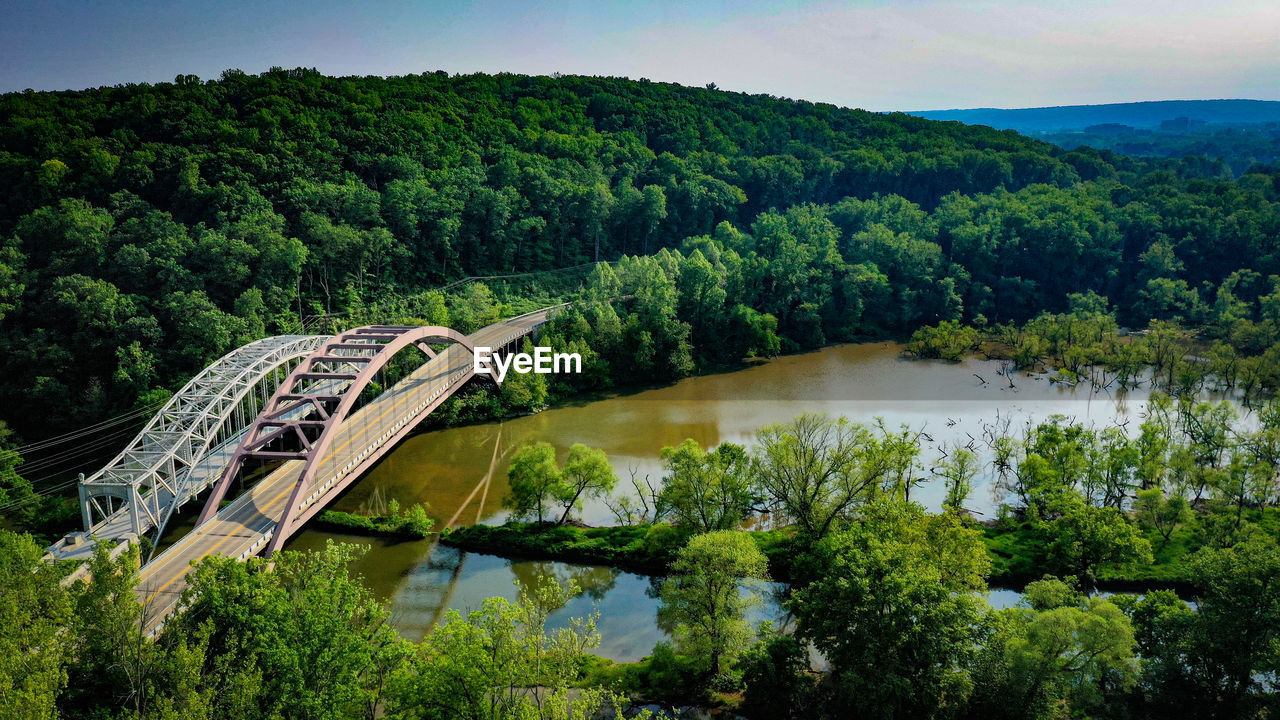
[906,99,1280,134]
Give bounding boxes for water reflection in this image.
[286,529,1037,661]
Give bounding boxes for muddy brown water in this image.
[280,341,1219,657]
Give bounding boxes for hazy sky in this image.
[2,0,1277,110]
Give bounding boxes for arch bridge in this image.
[49,306,561,628]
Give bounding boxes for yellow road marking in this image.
[143,471,299,602]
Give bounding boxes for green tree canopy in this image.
[658,439,755,534]
[658,530,769,678]
[789,499,990,718]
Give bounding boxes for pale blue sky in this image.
[2,0,1276,110]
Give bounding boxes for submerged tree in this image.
[658,439,755,533]
[751,413,876,542]
[933,445,979,513]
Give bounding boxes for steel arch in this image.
[196,325,481,552]
[51,334,330,559]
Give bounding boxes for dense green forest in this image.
[5,67,1280,445]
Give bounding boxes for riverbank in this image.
[312,503,435,539]
[440,522,802,581]
[440,519,1211,593]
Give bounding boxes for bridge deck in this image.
[135,312,548,630]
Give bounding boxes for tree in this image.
[658,531,768,678]
[12,197,112,276]
[1127,539,1280,719]
[1042,493,1153,587]
[0,246,24,325]
[300,212,362,311]
[752,413,880,542]
[64,542,166,718]
[906,320,979,361]
[1125,589,1201,718]
[449,283,500,333]
[723,304,781,360]
[0,530,73,720]
[504,443,616,526]
[1133,487,1191,548]
[0,423,44,529]
[676,249,727,342]
[1188,538,1280,716]
[738,631,815,720]
[163,290,245,369]
[658,439,755,533]
[164,541,409,720]
[605,466,666,526]
[789,500,989,718]
[934,446,979,512]
[969,577,1138,719]
[498,339,549,413]
[504,442,561,525]
[385,574,622,720]
[554,443,617,525]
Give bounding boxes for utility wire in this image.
[0,479,79,512]
[3,400,164,457]
[18,424,144,478]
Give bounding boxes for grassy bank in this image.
[985,506,1280,591]
[441,522,802,581]
[982,522,1195,589]
[440,517,1246,592]
[312,503,435,539]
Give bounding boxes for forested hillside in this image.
[1,68,1279,442]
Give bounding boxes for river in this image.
[284,341,1219,659]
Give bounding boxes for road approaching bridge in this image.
[133,308,557,632]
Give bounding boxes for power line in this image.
[0,481,77,512]
[18,424,144,479]
[3,315,332,470]
[4,400,164,456]
[426,261,611,295]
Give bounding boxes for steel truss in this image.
[48,334,329,559]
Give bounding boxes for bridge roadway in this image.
[135,310,552,631]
